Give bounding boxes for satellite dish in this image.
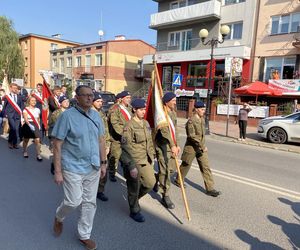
[98,30,104,36]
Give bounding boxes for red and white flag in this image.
[41,77,52,130]
[145,65,169,134]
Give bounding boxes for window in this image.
[170,0,188,10]
[59,58,64,72]
[95,54,103,66]
[96,46,103,50]
[264,57,296,81]
[67,57,72,67]
[162,65,181,90]
[24,41,28,50]
[225,22,243,40]
[168,30,192,51]
[76,56,81,67]
[271,13,300,35]
[85,55,91,71]
[224,0,245,5]
[25,57,28,67]
[76,49,82,52]
[52,58,57,68]
[51,43,58,50]
[187,63,207,87]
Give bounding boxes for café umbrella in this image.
[234,81,282,102]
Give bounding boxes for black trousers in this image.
[238,120,247,139]
[8,117,20,145]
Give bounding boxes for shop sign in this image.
[217,104,269,118]
[269,79,300,92]
[225,57,243,76]
[175,89,194,97]
[195,88,208,98]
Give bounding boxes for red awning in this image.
[234,81,282,96]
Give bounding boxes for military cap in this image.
[194,101,206,108]
[119,91,131,99]
[162,92,176,104]
[115,93,122,99]
[93,92,102,102]
[59,95,69,104]
[131,98,146,109]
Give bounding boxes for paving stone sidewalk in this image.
[177,117,300,154]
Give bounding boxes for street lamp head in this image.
[220,25,230,38]
[199,29,209,42]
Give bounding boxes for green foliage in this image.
[0,16,24,82]
[282,102,293,115]
[214,97,225,105]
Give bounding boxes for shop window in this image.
[264,57,296,80]
[162,65,181,90]
[187,63,207,87]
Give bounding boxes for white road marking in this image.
[188,162,300,200]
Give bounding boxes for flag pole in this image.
[154,63,191,221]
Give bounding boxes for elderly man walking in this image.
[52,85,107,250]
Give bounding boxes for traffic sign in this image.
[172,74,182,87]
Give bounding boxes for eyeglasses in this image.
[78,94,94,98]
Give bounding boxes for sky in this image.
[0,0,157,45]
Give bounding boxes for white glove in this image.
[29,124,35,131]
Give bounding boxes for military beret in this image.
[194,101,206,108]
[131,98,146,109]
[115,93,122,99]
[119,91,131,99]
[59,95,69,104]
[162,92,176,104]
[93,92,102,102]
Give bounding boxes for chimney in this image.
[52,34,61,38]
[115,35,126,40]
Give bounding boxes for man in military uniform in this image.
[121,98,156,223]
[155,92,180,209]
[92,92,110,201]
[175,101,220,197]
[107,92,121,117]
[108,91,132,182]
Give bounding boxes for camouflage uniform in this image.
[108,104,132,177]
[178,113,215,191]
[121,117,155,214]
[155,110,179,196]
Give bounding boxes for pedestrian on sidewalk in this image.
[237,103,252,141]
[52,85,107,250]
[21,96,42,161]
[175,101,220,197]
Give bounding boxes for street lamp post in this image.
[199,25,230,134]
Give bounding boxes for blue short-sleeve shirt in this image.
[51,106,105,174]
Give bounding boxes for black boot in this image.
[161,196,175,209]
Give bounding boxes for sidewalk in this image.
[177,117,300,154]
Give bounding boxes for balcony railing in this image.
[150,0,221,29]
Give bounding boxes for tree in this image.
[0,16,24,87]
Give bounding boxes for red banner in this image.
[42,79,53,130]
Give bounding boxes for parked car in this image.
[99,91,116,113]
[257,112,300,144]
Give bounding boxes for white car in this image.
[257,112,300,144]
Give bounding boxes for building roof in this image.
[19,33,82,45]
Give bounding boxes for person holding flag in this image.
[21,96,42,161]
[155,92,180,209]
[2,83,24,149]
[108,90,132,182]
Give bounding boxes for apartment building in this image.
[72,38,155,93]
[50,47,73,87]
[252,0,300,82]
[149,0,258,111]
[19,33,80,88]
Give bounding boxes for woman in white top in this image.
[22,96,42,161]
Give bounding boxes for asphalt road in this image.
[0,134,299,250]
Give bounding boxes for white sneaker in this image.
[238,138,242,141]
[242,139,245,142]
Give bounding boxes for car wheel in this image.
[267,127,287,144]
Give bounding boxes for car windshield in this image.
[101,94,115,103]
[285,112,300,120]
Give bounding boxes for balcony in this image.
[150,0,221,30]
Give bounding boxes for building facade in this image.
[19,34,80,88]
[72,38,155,94]
[252,0,300,82]
[149,0,258,111]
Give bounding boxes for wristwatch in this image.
[101,160,107,164]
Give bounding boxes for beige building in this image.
[252,0,300,81]
[19,33,80,88]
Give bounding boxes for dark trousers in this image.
[8,117,20,145]
[238,120,247,139]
